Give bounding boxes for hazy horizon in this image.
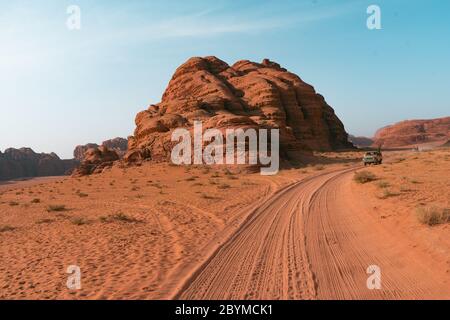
[1,0,449,159]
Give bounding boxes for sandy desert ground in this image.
[0,149,449,300]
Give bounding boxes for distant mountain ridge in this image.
[0,148,78,181]
[372,116,450,148]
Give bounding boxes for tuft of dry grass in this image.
[31,198,41,204]
[100,212,140,223]
[354,171,377,184]
[46,204,67,212]
[36,218,54,225]
[376,189,400,199]
[201,193,220,200]
[0,225,16,233]
[416,206,450,226]
[71,217,88,226]
[376,181,390,189]
[77,192,89,198]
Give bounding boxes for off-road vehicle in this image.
[363,151,382,166]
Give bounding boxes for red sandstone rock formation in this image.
[72,146,119,176]
[73,138,128,161]
[373,117,450,148]
[125,56,352,163]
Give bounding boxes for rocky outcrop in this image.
[348,135,373,148]
[73,137,128,161]
[72,146,119,176]
[0,148,78,181]
[373,117,450,148]
[101,137,128,158]
[125,56,352,163]
[74,143,99,161]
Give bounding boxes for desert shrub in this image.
[9,201,19,206]
[353,171,377,184]
[0,225,16,232]
[31,198,41,203]
[400,185,412,192]
[377,189,400,199]
[201,193,217,200]
[416,206,450,226]
[77,192,88,198]
[36,218,54,224]
[46,205,67,212]
[71,217,88,226]
[100,212,140,223]
[376,181,390,189]
[224,169,233,175]
[217,183,231,189]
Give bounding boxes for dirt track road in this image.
[175,167,449,300]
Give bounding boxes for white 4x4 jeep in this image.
[363,151,383,166]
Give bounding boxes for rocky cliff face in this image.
[373,117,450,148]
[125,56,352,163]
[0,148,78,181]
[73,137,128,161]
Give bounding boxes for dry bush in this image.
[46,204,67,212]
[71,217,88,226]
[353,171,377,184]
[100,212,140,223]
[416,206,450,226]
[376,181,390,189]
[0,225,15,233]
[36,218,54,225]
[376,189,400,199]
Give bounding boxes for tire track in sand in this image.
[174,167,450,299]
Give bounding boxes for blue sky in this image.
[1,0,449,159]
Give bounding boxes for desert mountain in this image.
[348,135,374,148]
[125,56,352,163]
[73,137,128,161]
[0,148,78,181]
[373,116,450,148]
